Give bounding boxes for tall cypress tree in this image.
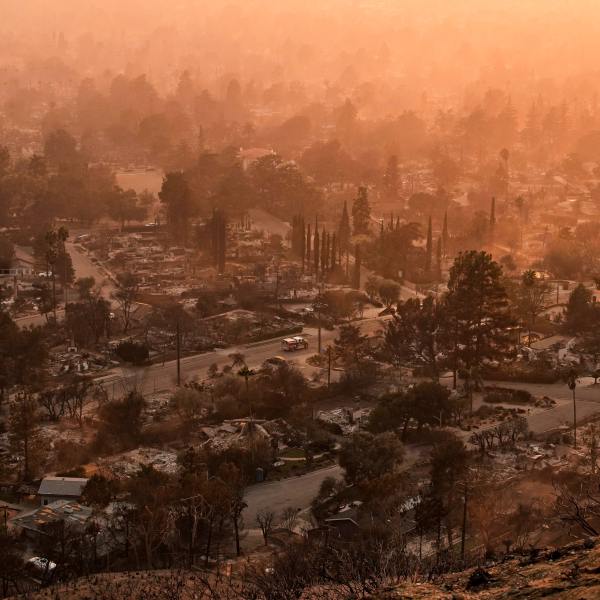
[300,217,306,273]
[313,226,320,276]
[338,200,351,252]
[306,223,312,273]
[219,214,226,274]
[379,219,386,276]
[291,216,297,253]
[353,244,361,289]
[352,187,371,235]
[442,211,449,257]
[211,209,227,274]
[321,230,329,274]
[425,216,433,273]
[436,236,443,280]
[331,232,337,271]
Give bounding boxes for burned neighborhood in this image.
[2,1,600,598]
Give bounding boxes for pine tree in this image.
[425,216,433,273]
[338,200,351,251]
[352,187,371,235]
[444,251,515,394]
[490,197,496,228]
[159,171,194,244]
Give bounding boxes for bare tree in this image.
[9,390,40,480]
[112,272,140,333]
[554,477,600,537]
[62,379,93,426]
[218,463,247,557]
[37,388,65,421]
[256,508,275,545]
[507,502,543,551]
[280,507,300,532]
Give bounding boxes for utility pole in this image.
[239,366,256,463]
[52,266,57,321]
[63,259,68,305]
[317,282,323,354]
[327,346,332,388]
[461,478,468,562]
[318,320,322,354]
[568,370,577,448]
[176,320,181,386]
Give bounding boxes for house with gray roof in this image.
[37,476,88,506]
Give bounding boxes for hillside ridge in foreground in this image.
[17,539,600,599]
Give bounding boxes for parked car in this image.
[264,356,288,367]
[281,336,308,351]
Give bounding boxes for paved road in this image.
[15,242,114,329]
[243,444,423,526]
[65,240,117,301]
[526,399,600,434]
[484,379,600,404]
[95,316,388,397]
[244,464,342,525]
[441,375,600,436]
[481,379,600,434]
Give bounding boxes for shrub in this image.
[115,340,150,365]
[482,365,559,384]
[483,386,534,405]
[171,387,206,420]
[94,391,146,454]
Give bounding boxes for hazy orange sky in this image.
[2,1,600,114]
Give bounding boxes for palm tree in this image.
[228,352,246,370]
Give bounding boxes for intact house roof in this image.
[38,476,88,498]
